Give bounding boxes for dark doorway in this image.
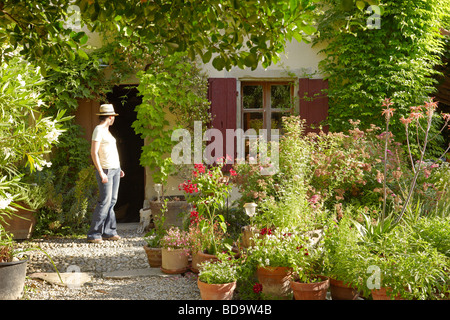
[106,85,144,222]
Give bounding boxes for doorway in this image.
[106,85,144,222]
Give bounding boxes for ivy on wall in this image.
[314,0,449,157]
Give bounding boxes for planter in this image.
[1,205,36,240]
[0,259,28,300]
[161,248,189,274]
[371,287,405,300]
[197,279,237,300]
[290,275,330,300]
[256,266,293,300]
[191,251,217,273]
[150,200,190,230]
[241,225,260,248]
[329,278,360,300]
[143,245,162,268]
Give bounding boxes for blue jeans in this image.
[87,168,121,240]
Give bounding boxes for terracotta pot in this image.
[1,205,36,240]
[371,287,405,300]
[161,248,189,274]
[191,251,217,273]
[197,279,237,300]
[256,266,293,300]
[329,278,359,300]
[290,275,330,300]
[143,245,162,268]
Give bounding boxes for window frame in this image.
[240,80,295,141]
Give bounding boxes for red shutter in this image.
[207,78,237,168]
[298,78,329,134]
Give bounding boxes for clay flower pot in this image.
[197,279,236,300]
[143,245,162,268]
[371,287,405,300]
[290,275,330,300]
[256,266,293,300]
[161,248,189,274]
[329,278,360,300]
[190,251,217,273]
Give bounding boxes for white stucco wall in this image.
[201,39,326,80]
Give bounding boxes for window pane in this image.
[271,84,291,110]
[243,112,264,132]
[271,112,289,132]
[243,85,263,109]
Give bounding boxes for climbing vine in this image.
[314,0,449,157]
[132,51,211,184]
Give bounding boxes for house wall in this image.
[75,32,327,208]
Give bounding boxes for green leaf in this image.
[77,49,89,60]
[356,1,366,10]
[79,34,89,45]
[212,56,225,70]
[202,50,212,63]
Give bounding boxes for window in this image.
[241,82,294,140]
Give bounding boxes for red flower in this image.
[189,210,199,224]
[229,168,237,176]
[194,163,205,174]
[253,283,263,294]
[260,227,272,235]
[179,181,199,194]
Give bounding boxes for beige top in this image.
[92,125,120,169]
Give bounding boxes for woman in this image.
[87,104,125,243]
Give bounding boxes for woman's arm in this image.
[91,140,108,183]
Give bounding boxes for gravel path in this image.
[17,223,201,300]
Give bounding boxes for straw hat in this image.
[96,104,119,116]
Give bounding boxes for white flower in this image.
[264,258,270,266]
[0,192,13,210]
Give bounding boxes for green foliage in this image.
[77,0,319,70]
[315,0,448,155]
[33,165,98,237]
[198,252,240,284]
[0,55,68,223]
[0,0,319,72]
[132,52,211,184]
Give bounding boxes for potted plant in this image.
[0,225,62,299]
[159,226,191,274]
[0,228,28,300]
[188,213,219,273]
[286,231,330,300]
[143,205,167,268]
[322,217,362,300]
[1,182,49,240]
[246,228,304,300]
[197,252,239,300]
[179,160,234,257]
[364,227,449,300]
